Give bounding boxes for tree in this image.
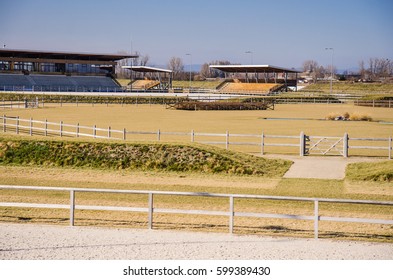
[200,63,210,79]
[200,60,232,79]
[167,57,184,80]
[359,60,366,80]
[302,60,319,74]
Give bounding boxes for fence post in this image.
[314,200,319,239]
[226,130,229,150]
[229,196,234,234]
[60,121,63,137]
[343,133,349,158]
[70,190,75,226]
[2,115,5,132]
[191,129,195,142]
[93,125,96,138]
[45,119,48,136]
[300,131,305,156]
[76,123,79,138]
[16,117,19,134]
[148,193,154,230]
[123,128,126,140]
[157,129,161,141]
[261,131,265,156]
[389,136,392,160]
[29,118,33,136]
[108,126,111,139]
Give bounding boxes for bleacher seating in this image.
[219,82,282,94]
[0,74,122,92]
[131,79,160,90]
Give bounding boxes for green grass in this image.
[0,136,291,177]
[346,160,393,182]
[300,82,393,95]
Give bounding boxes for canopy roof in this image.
[0,49,136,62]
[122,66,173,73]
[209,64,300,73]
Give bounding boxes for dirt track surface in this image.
[1,223,392,260]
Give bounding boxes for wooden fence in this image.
[1,185,392,239]
[1,115,392,158]
[354,99,393,108]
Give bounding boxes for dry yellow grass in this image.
[1,103,392,241]
[1,103,392,135]
[0,165,392,242]
[1,103,392,155]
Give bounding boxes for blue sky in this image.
[1,0,392,70]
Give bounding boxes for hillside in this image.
[0,137,291,177]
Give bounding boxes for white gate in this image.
[305,135,348,156]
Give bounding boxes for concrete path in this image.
[265,155,384,180]
[1,223,392,260]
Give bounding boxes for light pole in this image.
[245,51,253,65]
[186,53,192,90]
[325,47,334,95]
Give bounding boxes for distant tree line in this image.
[359,58,393,81]
[302,58,392,83]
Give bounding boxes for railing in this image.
[355,99,393,108]
[0,185,392,239]
[0,85,126,93]
[1,115,392,158]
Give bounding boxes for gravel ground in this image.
[1,223,392,260]
[264,155,384,179]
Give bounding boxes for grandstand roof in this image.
[0,49,136,62]
[209,65,301,73]
[122,66,173,73]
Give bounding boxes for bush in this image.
[325,112,372,121]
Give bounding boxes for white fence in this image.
[1,115,392,158]
[0,185,392,239]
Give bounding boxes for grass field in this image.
[1,103,392,155]
[1,102,392,241]
[300,82,393,95]
[0,164,392,241]
[3,103,392,134]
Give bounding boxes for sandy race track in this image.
[0,223,392,260]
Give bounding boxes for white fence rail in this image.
[0,185,392,239]
[1,115,392,158]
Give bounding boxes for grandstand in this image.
[219,82,283,94]
[0,49,136,92]
[122,66,173,91]
[210,65,300,94]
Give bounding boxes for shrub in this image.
[325,112,372,121]
[348,112,372,121]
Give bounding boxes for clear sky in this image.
[1,0,392,70]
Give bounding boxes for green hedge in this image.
[0,138,291,177]
[0,93,188,105]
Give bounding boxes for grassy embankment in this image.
[300,82,393,98]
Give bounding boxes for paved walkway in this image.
[265,155,384,180]
[1,223,392,260]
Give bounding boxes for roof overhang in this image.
[122,66,173,73]
[0,49,137,62]
[209,65,301,73]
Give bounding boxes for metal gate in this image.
[305,135,347,156]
